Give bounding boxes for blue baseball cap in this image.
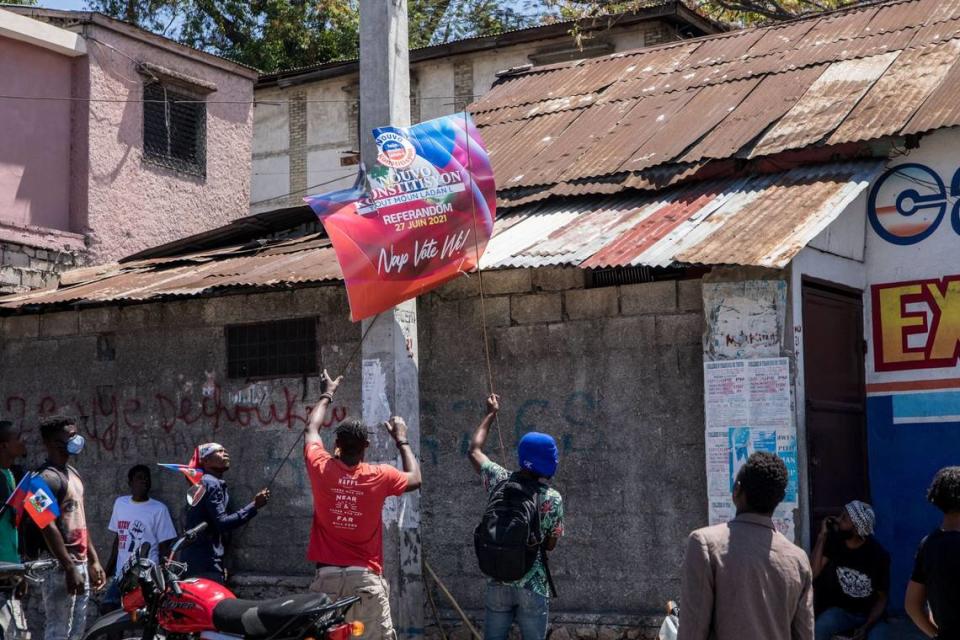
[518,432,559,478]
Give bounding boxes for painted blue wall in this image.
[867,395,960,613]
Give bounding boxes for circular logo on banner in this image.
[867,163,947,245]
[376,131,417,169]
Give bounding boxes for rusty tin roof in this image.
[471,0,960,208]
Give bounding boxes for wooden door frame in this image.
[800,278,870,536]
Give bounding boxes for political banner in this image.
[305,112,496,321]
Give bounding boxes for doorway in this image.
[802,281,870,539]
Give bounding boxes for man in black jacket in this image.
[180,443,270,583]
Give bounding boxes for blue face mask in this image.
[66,434,85,456]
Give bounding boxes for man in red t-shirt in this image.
[304,371,422,640]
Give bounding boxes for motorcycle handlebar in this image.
[0,559,58,575]
[168,521,209,560]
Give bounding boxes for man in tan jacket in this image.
[679,451,814,640]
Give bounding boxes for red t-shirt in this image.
[305,442,408,574]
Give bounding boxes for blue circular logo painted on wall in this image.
[867,163,948,245]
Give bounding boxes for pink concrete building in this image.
[0,7,258,293]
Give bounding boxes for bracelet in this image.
[318,393,334,402]
[395,440,410,448]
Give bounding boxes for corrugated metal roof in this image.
[0,235,343,310]
[479,161,885,270]
[0,161,884,310]
[748,52,899,157]
[468,0,960,209]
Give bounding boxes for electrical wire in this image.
[250,172,360,206]
[0,94,485,105]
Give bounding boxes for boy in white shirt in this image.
[100,465,177,613]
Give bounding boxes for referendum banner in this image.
[305,113,496,321]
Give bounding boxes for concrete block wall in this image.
[0,286,361,586]
[1,268,708,638]
[418,268,707,639]
[0,240,79,294]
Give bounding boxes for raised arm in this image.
[468,395,499,474]
[305,370,343,446]
[811,517,832,578]
[202,482,264,534]
[384,417,421,492]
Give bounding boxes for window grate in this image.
[586,266,689,288]
[143,82,206,177]
[226,317,318,380]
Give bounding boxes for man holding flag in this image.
[180,443,270,584]
[20,416,106,640]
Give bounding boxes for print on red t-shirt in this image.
[305,442,408,574]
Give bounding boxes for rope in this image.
[264,314,379,492]
[463,111,506,461]
[425,560,482,640]
[424,558,450,640]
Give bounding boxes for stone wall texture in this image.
[0,240,79,294]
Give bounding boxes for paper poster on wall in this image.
[704,358,798,539]
[703,281,787,361]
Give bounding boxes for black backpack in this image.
[474,472,557,596]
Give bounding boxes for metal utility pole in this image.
[359,1,422,638]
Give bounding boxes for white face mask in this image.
[66,434,85,456]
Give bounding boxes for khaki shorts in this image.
[310,567,395,640]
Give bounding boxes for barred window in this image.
[226,317,318,379]
[143,82,206,177]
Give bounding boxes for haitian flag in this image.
[3,473,31,524]
[6,473,60,529]
[305,112,496,321]
[157,464,203,486]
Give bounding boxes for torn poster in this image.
[704,358,798,540]
[305,113,496,321]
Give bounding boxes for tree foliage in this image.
[85,0,542,72]
[544,0,861,26]
[84,0,863,73]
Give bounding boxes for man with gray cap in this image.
[811,501,891,640]
[181,442,270,583]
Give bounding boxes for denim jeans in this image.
[815,607,892,640]
[0,592,29,640]
[484,584,549,640]
[41,563,89,640]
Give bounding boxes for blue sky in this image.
[38,0,87,8]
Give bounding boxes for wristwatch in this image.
[395,440,410,448]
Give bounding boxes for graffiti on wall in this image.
[2,386,349,454]
[871,276,960,372]
[420,390,602,465]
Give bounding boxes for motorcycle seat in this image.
[213,593,333,638]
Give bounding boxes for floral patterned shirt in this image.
[480,460,564,598]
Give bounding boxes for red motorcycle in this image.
[83,523,361,640]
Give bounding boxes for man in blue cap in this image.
[469,394,564,640]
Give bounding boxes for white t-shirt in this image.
[108,496,178,578]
